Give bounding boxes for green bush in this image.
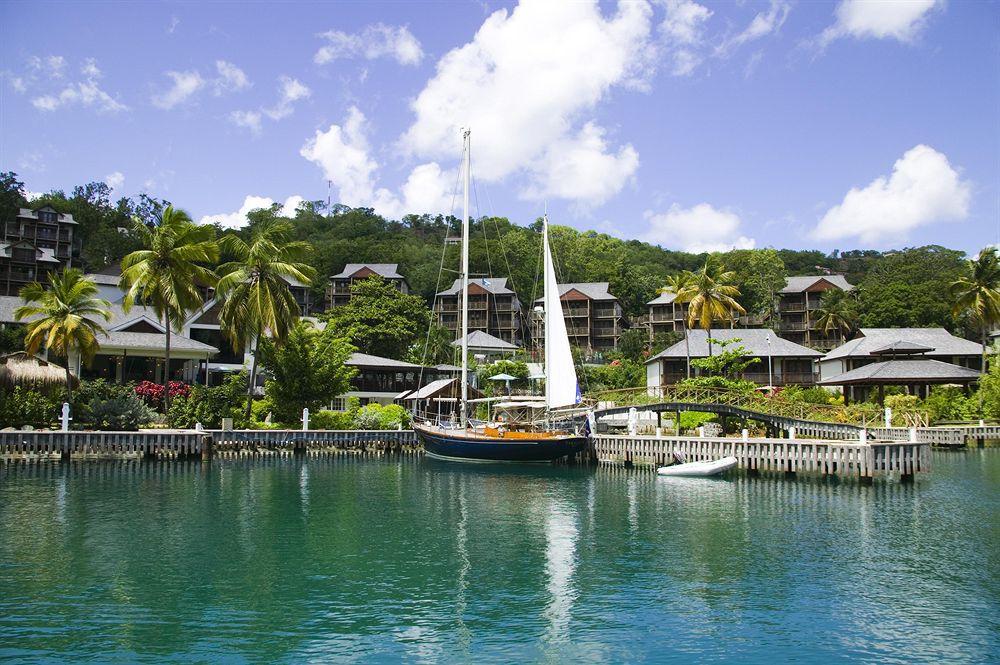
[924,386,980,422]
[72,379,136,427]
[85,395,156,431]
[168,372,248,429]
[584,359,644,391]
[354,403,410,430]
[309,410,355,430]
[679,411,717,431]
[780,385,836,405]
[677,375,758,394]
[0,387,59,429]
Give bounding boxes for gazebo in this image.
[819,343,981,404]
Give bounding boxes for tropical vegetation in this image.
[14,269,112,401]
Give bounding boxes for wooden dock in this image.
[592,434,930,481]
[1,428,930,481]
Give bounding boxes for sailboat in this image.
[413,129,588,463]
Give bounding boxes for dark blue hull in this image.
[414,424,588,463]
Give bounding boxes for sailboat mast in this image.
[543,213,550,410]
[460,129,471,428]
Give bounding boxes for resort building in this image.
[647,292,689,337]
[451,329,521,361]
[326,263,409,310]
[0,296,218,385]
[532,282,624,352]
[0,206,77,296]
[434,277,522,345]
[645,328,823,388]
[819,328,984,400]
[328,352,459,409]
[776,275,854,350]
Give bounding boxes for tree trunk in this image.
[245,329,261,422]
[707,324,713,357]
[65,363,73,404]
[683,319,691,379]
[163,320,172,413]
[982,325,988,374]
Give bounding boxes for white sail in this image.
[543,215,580,409]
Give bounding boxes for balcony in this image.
[778,299,806,312]
[593,325,618,337]
[779,321,807,331]
[593,307,618,318]
[435,302,459,312]
[564,305,589,317]
[741,371,818,386]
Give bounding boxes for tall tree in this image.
[813,289,859,341]
[15,269,112,401]
[216,217,316,421]
[662,271,696,377]
[680,257,745,356]
[722,248,786,322]
[950,246,1000,370]
[856,246,966,329]
[257,320,356,423]
[120,205,219,410]
[328,276,431,359]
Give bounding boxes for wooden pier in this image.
[1,428,931,481]
[592,434,930,481]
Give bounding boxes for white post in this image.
[627,407,638,436]
[909,427,917,443]
[788,426,796,440]
[979,419,985,427]
[766,333,773,389]
[302,407,310,431]
[60,402,71,432]
[195,422,203,432]
[884,407,892,429]
[698,426,705,438]
[741,428,749,442]
[858,428,867,444]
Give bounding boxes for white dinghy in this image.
[657,456,738,477]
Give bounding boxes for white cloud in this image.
[199,194,305,228]
[229,110,263,135]
[521,122,639,207]
[300,106,454,219]
[27,56,127,113]
[263,76,311,120]
[658,0,712,75]
[152,70,204,109]
[813,144,970,246]
[716,0,791,55]
[818,0,942,47]
[315,23,424,66]
[105,171,125,191]
[642,203,756,253]
[400,0,652,207]
[213,60,250,95]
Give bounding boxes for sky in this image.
[1,0,997,254]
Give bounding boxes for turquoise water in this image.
[1,452,997,663]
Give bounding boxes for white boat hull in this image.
[657,456,738,477]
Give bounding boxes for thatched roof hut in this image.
[0,352,78,392]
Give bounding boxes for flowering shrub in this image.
[134,381,191,409]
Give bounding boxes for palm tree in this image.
[680,257,746,356]
[120,205,219,410]
[216,217,316,420]
[950,246,1000,371]
[14,269,112,401]
[662,271,695,378]
[813,289,859,344]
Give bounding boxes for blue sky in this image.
[1,0,997,254]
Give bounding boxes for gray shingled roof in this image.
[819,358,981,385]
[85,273,122,286]
[18,207,78,224]
[869,341,935,355]
[451,330,520,351]
[346,352,422,369]
[646,328,822,363]
[781,275,854,293]
[0,296,160,326]
[648,291,679,305]
[823,328,983,360]
[437,277,514,296]
[98,331,218,354]
[331,263,404,280]
[533,282,616,303]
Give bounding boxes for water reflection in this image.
[0,453,996,663]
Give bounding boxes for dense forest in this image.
[0,171,979,336]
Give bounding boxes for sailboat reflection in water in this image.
[413,130,589,463]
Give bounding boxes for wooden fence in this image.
[592,434,929,480]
